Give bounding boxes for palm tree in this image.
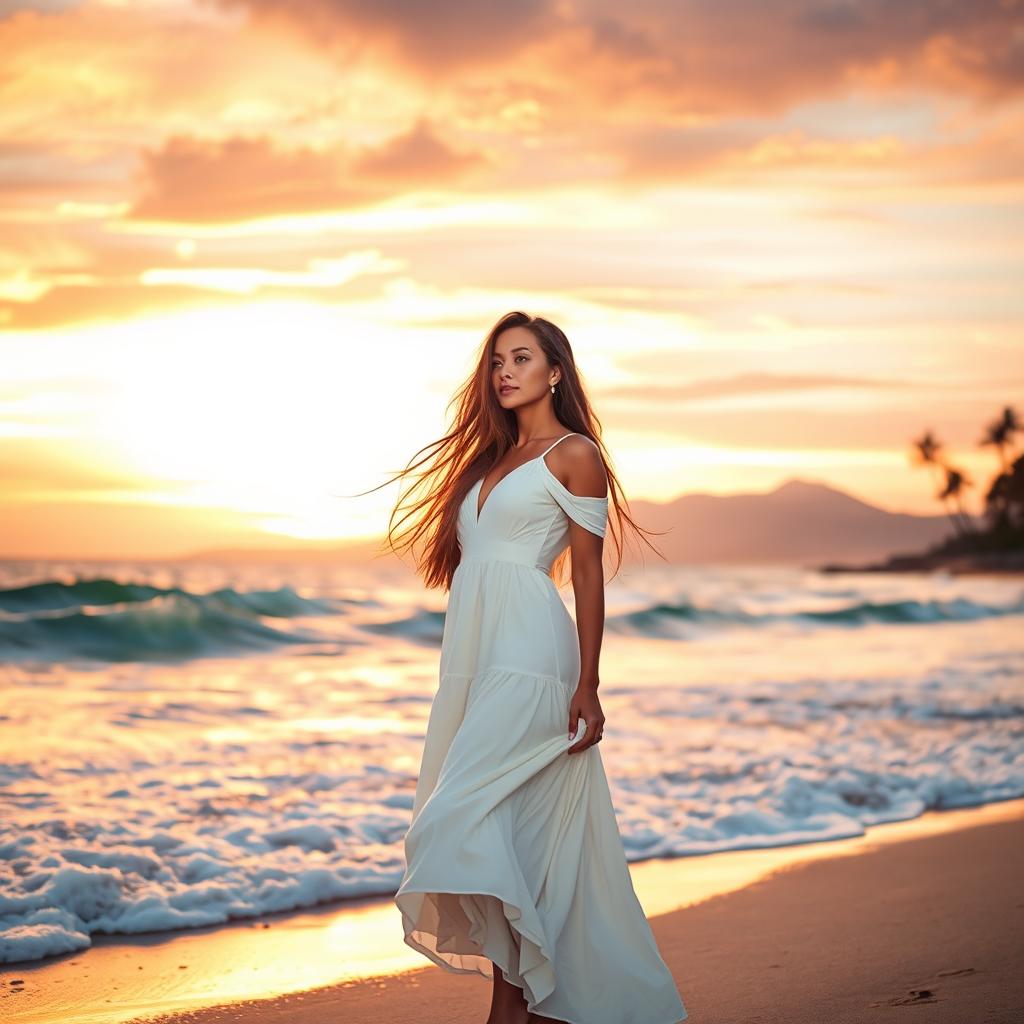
[938,466,976,537]
[910,430,966,536]
[911,430,943,476]
[980,406,1021,527]
[1005,453,1024,529]
[979,406,1021,475]
[908,409,1023,564]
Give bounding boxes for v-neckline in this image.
[473,432,577,524]
[474,456,537,524]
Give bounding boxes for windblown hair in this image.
[376,311,666,590]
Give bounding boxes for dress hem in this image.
[395,885,557,1008]
[395,886,688,1024]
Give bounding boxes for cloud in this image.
[212,0,561,72]
[1,0,1020,337]
[128,120,486,223]
[0,254,402,327]
[0,0,78,18]
[0,141,135,211]
[130,135,360,223]
[591,1,1024,111]
[349,117,485,181]
[139,250,403,294]
[576,104,1024,189]
[599,123,908,183]
[0,281,237,329]
[213,0,1024,108]
[601,371,909,403]
[0,438,147,492]
[615,401,1007,450]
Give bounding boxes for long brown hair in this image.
[376,311,666,590]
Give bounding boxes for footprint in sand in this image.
[888,988,939,1006]
[869,966,978,1008]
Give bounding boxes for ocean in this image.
[1,558,1022,964]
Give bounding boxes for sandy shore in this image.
[136,805,1024,1023]
[5,800,1021,1024]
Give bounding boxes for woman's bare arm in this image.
[553,438,608,754]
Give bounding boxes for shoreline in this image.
[4,798,1022,1024]
[817,549,1024,575]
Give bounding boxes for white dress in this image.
[395,432,688,1024]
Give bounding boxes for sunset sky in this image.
[1,0,1022,559]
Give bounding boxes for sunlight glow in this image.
[141,252,404,294]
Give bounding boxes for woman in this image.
[386,312,688,1024]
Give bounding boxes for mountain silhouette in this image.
[620,478,957,566]
[181,478,958,567]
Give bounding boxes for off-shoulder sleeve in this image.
[540,464,609,538]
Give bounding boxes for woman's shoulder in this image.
[545,432,607,498]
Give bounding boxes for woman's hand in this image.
[567,684,605,754]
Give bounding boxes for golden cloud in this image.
[128,119,487,224]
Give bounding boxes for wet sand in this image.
[4,799,1021,1024]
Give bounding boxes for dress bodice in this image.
[456,433,609,575]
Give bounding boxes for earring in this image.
[550,383,556,394]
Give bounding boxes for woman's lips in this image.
[499,386,517,394]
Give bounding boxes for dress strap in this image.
[539,432,577,458]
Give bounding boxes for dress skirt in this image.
[394,434,688,1024]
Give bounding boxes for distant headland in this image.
[821,405,1023,576]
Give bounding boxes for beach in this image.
[143,802,1024,1024]
[2,560,1022,1023]
[4,799,1021,1024]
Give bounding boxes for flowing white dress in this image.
[395,433,688,1024]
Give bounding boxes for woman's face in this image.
[491,326,559,408]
